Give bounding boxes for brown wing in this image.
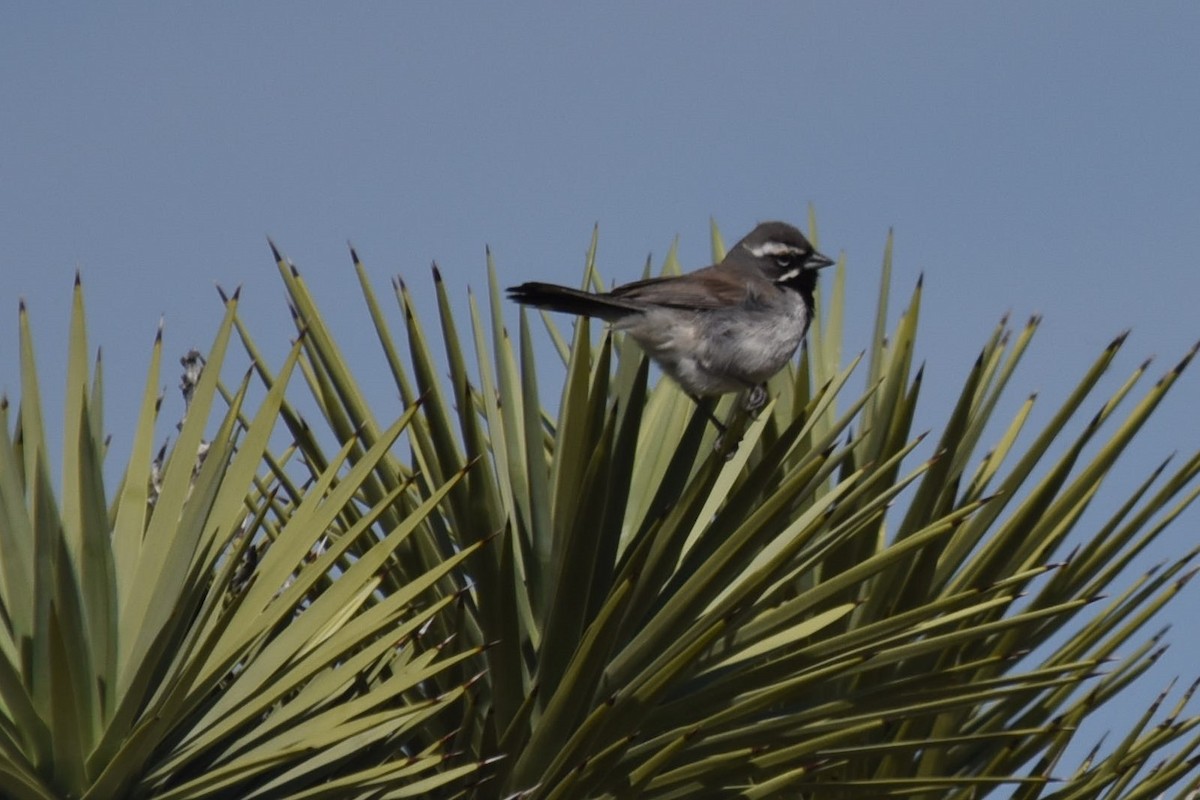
[608,266,749,310]
[507,282,647,321]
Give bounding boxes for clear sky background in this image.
[4,3,1200,776]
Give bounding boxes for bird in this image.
[507,221,834,428]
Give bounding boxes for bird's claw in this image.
[743,384,768,414]
[713,431,738,460]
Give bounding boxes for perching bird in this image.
[508,221,834,424]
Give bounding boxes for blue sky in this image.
[4,2,1200,775]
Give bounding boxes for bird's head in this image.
[729,221,835,287]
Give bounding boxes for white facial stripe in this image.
[775,268,802,283]
[746,241,806,258]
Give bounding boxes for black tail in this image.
[506,282,643,322]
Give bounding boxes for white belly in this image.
[616,293,811,396]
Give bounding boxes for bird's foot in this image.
[743,384,768,415]
[687,395,740,456]
[713,430,740,460]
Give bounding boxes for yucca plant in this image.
[254,215,1200,799]
[6,215,1200,800]
[0,280,484,798]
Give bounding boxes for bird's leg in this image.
[690,396,746,459]
[689,395,727,434]
[743,383,769,415]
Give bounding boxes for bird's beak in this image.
[807,251,835,270]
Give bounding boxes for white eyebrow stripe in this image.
[746,241,806,258]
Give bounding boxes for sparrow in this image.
[507,221,834,426]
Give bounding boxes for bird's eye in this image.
[774,255,793,268]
